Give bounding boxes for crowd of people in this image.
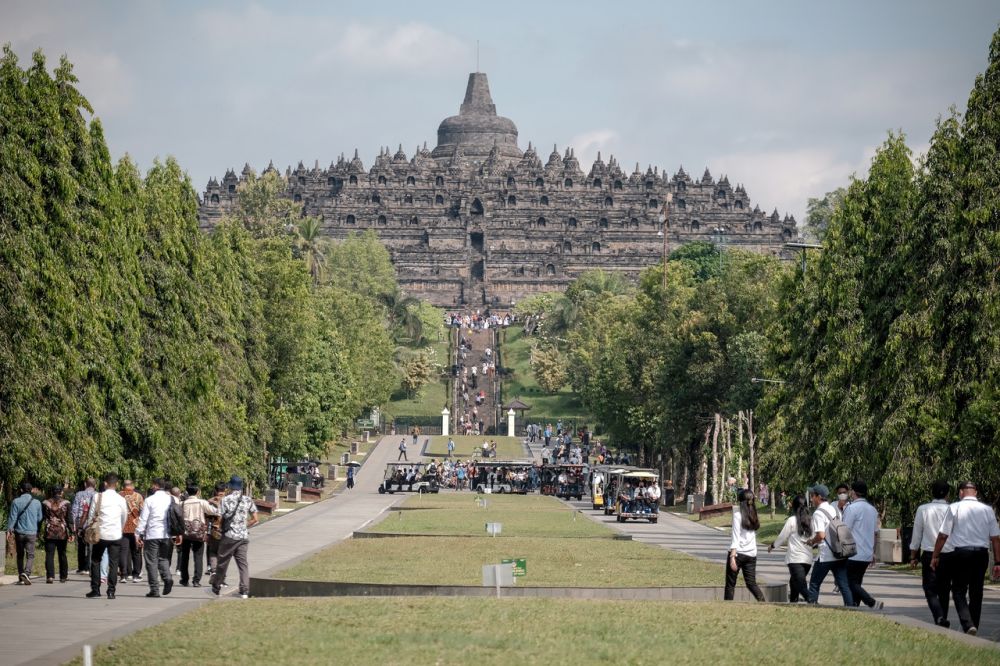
[728,478,1000,637]
[445,311,513,330]
[7,473,258,601]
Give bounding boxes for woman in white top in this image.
[725,489,766,602]
[769,495,814,602]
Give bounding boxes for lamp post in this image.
[656,193,674,290]
[784,241,823,273]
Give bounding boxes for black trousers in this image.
[846,559,877,607]
[950,547,989,631]
[725,553,766,601]
[920,551,951,623]
[119,532,142,578]
[45,538,68,580]
[787,562,812,602]
[179,539,205,585]
[90,538,120,594]
[76,530,91,571]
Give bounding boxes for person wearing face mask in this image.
[834,484,850,517]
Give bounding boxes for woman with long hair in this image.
[769,494,814,602]
[725,489,766,602]
[42,485,72,583]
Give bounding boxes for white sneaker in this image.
[240,594,248,599]
[133,575,144,582]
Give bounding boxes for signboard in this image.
[356,418,375,429]
[485,522,502,536]
[482,562,515,588]
[501,558,527,577]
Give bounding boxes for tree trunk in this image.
[721,418,730,503]
[747,409,756,494]
[710,413,720,505]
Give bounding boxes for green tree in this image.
[803,187,847,243]
[401,353,433,398]
[530,343,569,393]
[296,216,326,286]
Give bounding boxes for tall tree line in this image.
[0,48,397,505]
[762,27,1000,511]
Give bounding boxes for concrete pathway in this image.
[566,498,1000,647]
[0,436,412,666]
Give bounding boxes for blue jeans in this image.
[807,559,854,606]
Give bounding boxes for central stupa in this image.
[431,73,523,162]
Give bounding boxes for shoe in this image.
[75,569,88,575]
[873,601,884,610]
[145,591,161,598]
[179,581,189,587]
[46,578,54,584]
[126,576,133,583]
[175,570,181,576]
[59,579,68,584]
[162,580,173,595]
[192,582,201,588]
[240,594,248,599]
[133,575,143,582]
[107,592,115,600]
[207,587,220,597]
[967,626,978,636]
[85,591,101,599]
[935,618,951,629]
[20,573,31,586]
[222,582,229,588]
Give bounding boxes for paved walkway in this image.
[566,498,1000,647]
[0,436,412,666]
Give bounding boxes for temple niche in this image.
[199,73,798,307]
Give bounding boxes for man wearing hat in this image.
[931,481,1000,636]
[805,483,854,606]
[208,475,258,599]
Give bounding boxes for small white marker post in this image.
[83,645,93,666]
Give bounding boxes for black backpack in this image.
[168,500,185,538]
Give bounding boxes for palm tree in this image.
[380,286,424,344]
[297,216,326,286]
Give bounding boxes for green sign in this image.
[502,558,527,577]
[356,418,375,429]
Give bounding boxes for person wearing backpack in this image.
[842,480,884,610]
[804,483,854,606]
[725,489,767,602]
[178,484,218,588]
[135,478,181,598]
[208,475,258,599]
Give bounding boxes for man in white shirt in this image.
[931,481,1000,636]
[842,480,883,610]
[85,473,128,600]
[804,484,854,606]
[909,480,954,627]
[136,478,180,598]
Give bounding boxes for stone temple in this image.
[199,73,797,307]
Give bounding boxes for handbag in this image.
[83,492,103,545]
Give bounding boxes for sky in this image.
[3,0,998,223]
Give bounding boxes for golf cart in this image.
[614,470,661,523]
[539,463,586,501]
[472,461,533,494]
[589,465,615,510]
[377,462,440,494]
[602,468,632,515]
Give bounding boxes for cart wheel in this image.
[377,486,386,494]
[649,518,657,524]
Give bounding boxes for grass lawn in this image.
[280,494,722,587]
[425,435,526,459]
[386,326,452,420]
[71,597,1000,666]
[500,327,592,423]
[362,494,611,538]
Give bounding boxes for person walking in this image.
[398,438,408,461]
[135,478,178,598]
[769,494,813,602]
[447,437,455,458]
[841,481,883,610]
[119,479,144,582]
[7,482,42,585]
[725,489,767,602]
[805,484,854,606]
[931,481,1000,636]
[209,475,258,599]
[42,486,72,584]
[909,480,954,627]
[346,464,356,490]
[179,484,217,588]
[85,474,128,599]
[206,482,227,580]
[70,477,97,574]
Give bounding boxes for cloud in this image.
[68,50,134,114]
[566,129,619,167]
[326,22,468,70]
